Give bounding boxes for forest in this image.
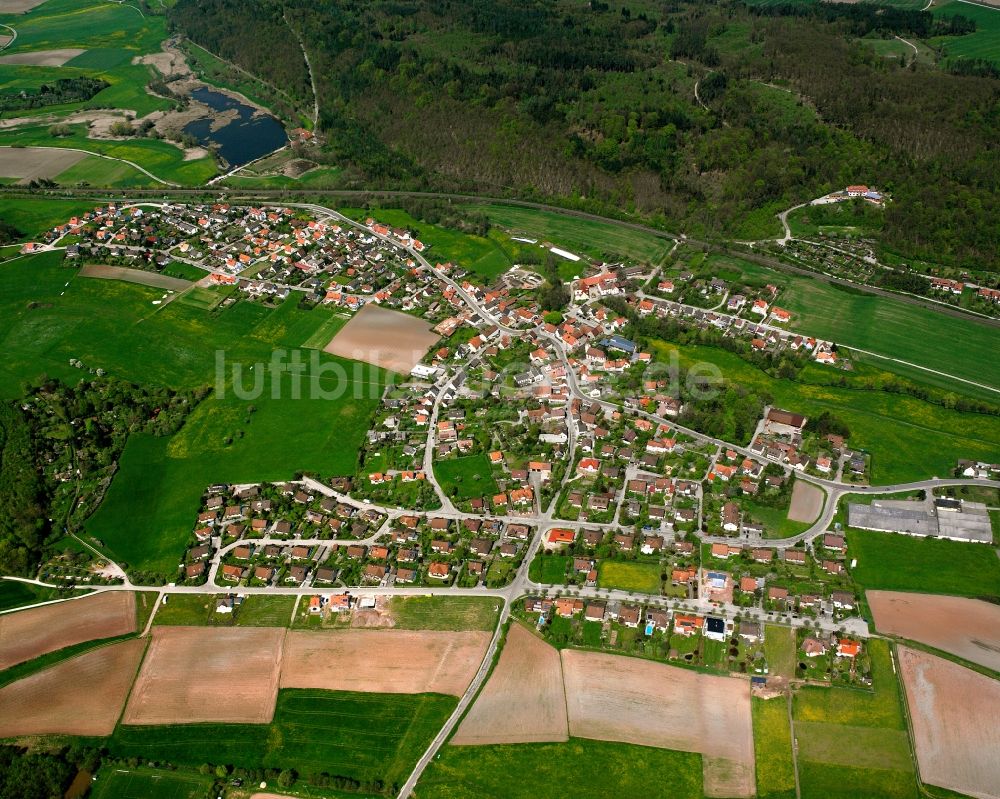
[0,77,109,112]
[161,0,994,271]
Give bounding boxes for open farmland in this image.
[388,595,500,631]
[0,590,135,669]
[123,626,285,724]
[0,638,145,737]
[752,697,796,799]
[0,146,85,182]
[934,1,1000,66]
[90,767,213,799]
[561,649,755,798]
[453,622,568,745]
[79,264,192,291]
[280,629,489,696]
[420,738,704,799]
[0,47,83,65]
[324,303,438,374]
[869,591,1000,671]
[898,647,1000,799]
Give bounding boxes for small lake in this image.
[184,87,287,169]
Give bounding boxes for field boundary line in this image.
[0,146,177,187]
[786,691,802,799]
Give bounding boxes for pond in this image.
[183,87,287,169]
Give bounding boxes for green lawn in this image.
[434,454,499,501]
[743,497,813,539]
[417,738,704,799]
[0,252,388,576]
[151,594,224,626]
[650,340,1000,483]
[90,766,212,799]
[753,697,796,799]
[847,528,1000,601]
[764,624,797,678]
[389,595,500,631]
[528,553,570,584]
[469,203,672,264]
[234,594,296,626]
[597,560,661,593]
[109,689,456,790]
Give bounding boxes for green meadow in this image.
[468,202,673,264]
[388,595,500,631]
[597,560,662,593]
[793,640,918,799]
[90,766,212,799]
[433,454,499,500]
[0,196,97,239]
[650,340,1000,483]
[108,689,456,790]
[934,1,1000,66]
[418,739,704,799]
[0,251,389,575]
[753,697,797,799]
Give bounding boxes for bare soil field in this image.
[0,146,86,183]
[868,591,1000,672]
[787,479,823,523]
[452,623,568,745]
[79,264,192,292]
[280,629,488,696]
[898,647,1000,799]
[562,649,755,798]
[0,0,48,12]
[0,638,145,737]
[324,304,439,374]
[123,626,285,725]
[0,591,136,670]
[0,48,84,66]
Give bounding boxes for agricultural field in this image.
[123,626,285,725]
[868,591,1000,671]
[109,689,457,790]
[0,578,57,611]
[561,649,755,797]
[0,637,145,737]
[0,196,96,239]
[388,595,500,631]
[763,624,797,679]
[650,339,1000,483]
[279,629,490,696]
[453,622,568,745]
[934,1,1000,66]
[0,252,389,575]
[467,202,673,264]
[897,647,1000,799]
[418,738,704,799]
[793,639,918,799]
[597,560,662,593]
[90,766,213,799]
[0,590,135,670]
[847,528,1000,600]
[752,697,796,799]
[434,454,499,501]
[324,303,438,374]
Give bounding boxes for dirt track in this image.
[868,591,1000,671]
[898,647,1000,799]
[79,264,193,291]
[787,480,823,523]
[123,626,285,725]
[280,629,488,697]
[452,622,568,744]
[561,650,755,797]
[0,591,136,670]
[0,638,145,737]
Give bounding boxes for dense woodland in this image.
[0,377,205,576]
[0,76,109,112]
[170,0,1000,270]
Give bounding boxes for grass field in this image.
[0,125,216,185]
[0,196,97,239]
[433,454,499,501]
[90,766,211,799]
[418,738,704,799]
[468,203,673,264]
[53,154,158,188]
[389,595,500,631]
[0,580,56,612]
[109,689,456,789]
[528,553,570,584]
[151,593,295,627]
[597,560,661,593]
[934,1,1000,66]
[793,640,917,799]
[764,624,797,678]
[650,340,1000,483]
[0,251,388,575]
[753,697,796,799]
[235,594,296,626]
[847,527,1000,600]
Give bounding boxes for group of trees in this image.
[0,76,108,112]
[0,743,100,799]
